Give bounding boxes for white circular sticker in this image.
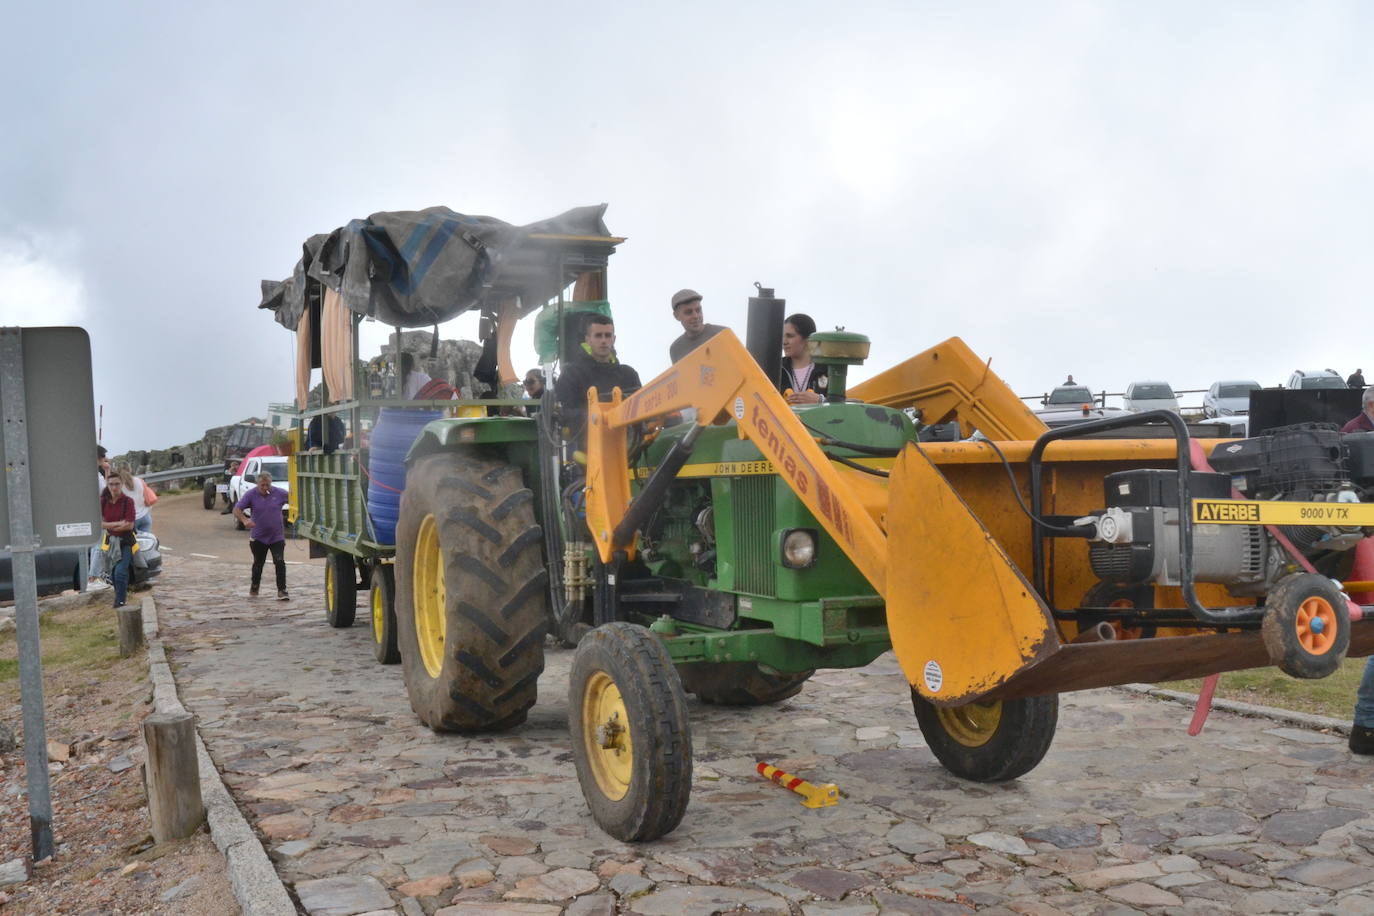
[733,396,745,420]
[923,660,943,693]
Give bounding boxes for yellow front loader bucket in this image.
[885,443,1058,704]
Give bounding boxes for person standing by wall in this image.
[1349,368,1367,389]
[233,471,291,600]
[100,476,136,609]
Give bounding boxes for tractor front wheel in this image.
[1262,572,1350,679]
[394,452,547,732]
[370,564,399,664]
[677,662,814,706]
[570,622,692,842]
[912,690,1057,782]
[325,552,356,628]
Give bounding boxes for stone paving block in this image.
[1069,861,1162,890]
[503,867,601,901]
[295,874,393,916]
[1103,882,1181,907]
[1259,807,1365,846]
[627,884,789,915]
[1277,857,1374,891]
[969,832,1034,857]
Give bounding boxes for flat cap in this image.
[671,288,702,309]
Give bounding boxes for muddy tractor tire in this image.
[370,564,400,665]
[570,622,692,842]
[325,552,357,628]
[202,480,217,510]
[677,662,814,706]
[1261,572,1350,679]
[394,452,547,732]
[912,690,1058,783]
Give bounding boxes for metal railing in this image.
[138,463,223,485]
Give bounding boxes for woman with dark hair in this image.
[778,313,827,405]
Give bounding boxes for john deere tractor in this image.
[270,205,1374,844]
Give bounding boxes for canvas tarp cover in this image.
[259,204,611,331]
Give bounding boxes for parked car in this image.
[0,547,85,601]
[1286,369,1346,390]
[1035,404,1132,429]
[1122,380,1179,414]
[1042,384,1096,407]
[1203,380,1261,417]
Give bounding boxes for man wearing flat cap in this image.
[668,288,726,364]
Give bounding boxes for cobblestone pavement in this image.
[156,555,1374,916]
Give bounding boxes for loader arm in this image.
[582,329,1061,705]
[583,330,889,594]
[849,336,1047,441]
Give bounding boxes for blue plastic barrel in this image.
[367,407,442,545]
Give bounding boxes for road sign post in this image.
[0,328,53,860]
[0,326,101,862]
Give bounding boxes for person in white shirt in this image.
[400,352,432,400]
[117,466,156,533]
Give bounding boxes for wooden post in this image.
[116,605,144,658]
[142,712,204,843]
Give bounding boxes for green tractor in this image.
[270,204,1374,844]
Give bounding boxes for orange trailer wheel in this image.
[1261,572,1350,679]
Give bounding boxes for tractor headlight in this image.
[780,529,818,569]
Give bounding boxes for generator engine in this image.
[1079,424,1374,597]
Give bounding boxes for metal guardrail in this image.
[139,463,222,485]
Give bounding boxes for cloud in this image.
[0,234,88,327]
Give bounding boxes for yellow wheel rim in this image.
[1296,595,1337,655]
[325,565,335,612]
[372,582,385,644]
[414,514,446,678]
[581,671,632,801]
[936,700,1003,747]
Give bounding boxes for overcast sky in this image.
[4,2,1372,455]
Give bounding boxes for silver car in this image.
[1285,369,1346,390]
[1203,379,1261,417]
[1122,380,1179,414]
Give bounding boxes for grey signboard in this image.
[0,327,100,549]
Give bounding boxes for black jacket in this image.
[557,356,642,411]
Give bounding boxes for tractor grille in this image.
[733,476,775,596]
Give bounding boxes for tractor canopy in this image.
[259,204,622,331]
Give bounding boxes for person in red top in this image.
[100,475,137,608]
[1341,388,1374,434]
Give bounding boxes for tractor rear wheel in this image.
[325,552,356,628]
[1262,572,1350,679]
[569,622,692,841]
[912,690,1057,782]
[394,452,547,732]
[370,564,399,665]
[677,662,814,706]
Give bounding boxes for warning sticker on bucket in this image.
[923,660,943,693]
